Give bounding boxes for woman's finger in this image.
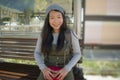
[42,67,53,80]
[56,68,68,80]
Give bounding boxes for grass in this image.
[2,58,37,65]
[80,59,120,77]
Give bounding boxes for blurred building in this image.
[0,0,120,47]
[85,0,120,45]
[0,5,22,25]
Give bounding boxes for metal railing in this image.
[0,25,41,38]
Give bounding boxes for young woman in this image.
[34,4,81,80]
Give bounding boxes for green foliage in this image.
[2,17,11,21]
[80,59,120,76]
[3,59,37,65]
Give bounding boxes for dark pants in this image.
[37,70,74,80]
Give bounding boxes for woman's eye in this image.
[50,17,54,19]
[58,16,62,18]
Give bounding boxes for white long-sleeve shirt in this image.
[34,31,81,72]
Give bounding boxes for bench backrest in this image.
[0,37,84,63]
[0,38,37,60]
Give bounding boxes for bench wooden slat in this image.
[0,51,33,56]
[0,37,37,41]
[0,48,34,53]
[0,45,35,49]
[0,42,36,45]
[0,55,34,60]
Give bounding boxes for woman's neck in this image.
[53,29,59,33]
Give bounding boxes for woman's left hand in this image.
[55,68,68,80]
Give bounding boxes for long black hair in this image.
[41,10,68,55]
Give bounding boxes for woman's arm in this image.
[34,35,46,70]
[64,31,81,72]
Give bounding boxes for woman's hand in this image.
[55,68,68,80]
[41,67,55,80]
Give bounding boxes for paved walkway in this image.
[84,75,120,80]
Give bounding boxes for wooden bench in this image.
[0,37,84,80]
[0,38,37,60]
[0,37,40,80]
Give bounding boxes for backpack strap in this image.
[65,29,73,54]
[65,29,82,63]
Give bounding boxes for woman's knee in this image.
[64,71,74,80]
[37,72,45,80]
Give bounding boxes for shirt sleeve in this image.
[64,30,81,72]
[34,35,46,70]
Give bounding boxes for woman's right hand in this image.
[41,67,54,80]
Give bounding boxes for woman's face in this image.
[49,10,63,33]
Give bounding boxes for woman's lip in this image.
[53,24,60,27]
